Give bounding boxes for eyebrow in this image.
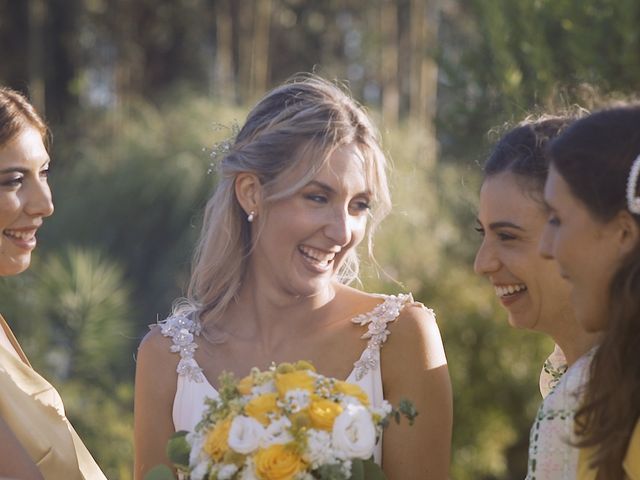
[487,221,525,231]
[0,160,50,175]
[306,180,371,197]
[0,167,29,174]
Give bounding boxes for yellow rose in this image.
[254,444,306,480]
[203,417,232,461]
[237,375,254,396]
[275,371,315,398]
[245,393,279,425]
[333,381,370,406]
[308,397,343,430]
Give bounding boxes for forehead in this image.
[279,142,370,195]
[314,144,367,187]
[544,166,573,207]
[479,171,545,221]
[0,127,49,167]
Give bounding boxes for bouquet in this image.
[147,361,416,480]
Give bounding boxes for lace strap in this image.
[350,293,417,380]
[158,312,205,382]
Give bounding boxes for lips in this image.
[298,245,337,270]
[3,228,38,250]
[494,283,527,298]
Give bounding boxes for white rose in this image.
[261,416,293,447]
[331,404,377,459]
[228,415,265,454]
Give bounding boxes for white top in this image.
[159,293,417,466]
[526,348,595,480]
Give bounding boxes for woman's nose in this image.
[474,239,500,276]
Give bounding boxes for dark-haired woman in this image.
[541,104,640,479]
[475,116,601,478]
[0,87,106,479]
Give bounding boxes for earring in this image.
[247,210,255,223]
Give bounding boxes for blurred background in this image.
[1,0,639,478]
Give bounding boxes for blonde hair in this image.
[180,74,391,327]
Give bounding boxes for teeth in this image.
[4,230,35,241]
[494,284,527,298]
[299,246,336,266]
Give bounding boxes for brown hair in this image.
[0,86,49,148]
[549,105,640,479]
[483,115,575,200]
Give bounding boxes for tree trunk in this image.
[250,0,272,100]
[409,0,439,161]
[380,0,399,127]
[214,0,235,101]
[27,0,46,115]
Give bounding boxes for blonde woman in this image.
[134,75,452,479]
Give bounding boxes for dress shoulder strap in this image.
[158,312,205,382]
[350,293,417,380]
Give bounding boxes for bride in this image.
[133,75,452,479]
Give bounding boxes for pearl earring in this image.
[247,210,255,223]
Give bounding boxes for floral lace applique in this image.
[158,312,205,382]
[351,293,420,381]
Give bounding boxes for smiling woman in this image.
[541,105,640,480]
[0,87,106,479]
[474,116,601,479]
[134,74,452,480]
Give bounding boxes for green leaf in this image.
[362,459,386,480]
[143,465,176,480]
[166,430,190,467]
[350,458,365,480]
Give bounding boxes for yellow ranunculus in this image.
[203,416,232,461]
[275,371,315,398]
[308,397,343,430]
[254,444,306,480]
[237,375,254,396]
[245,393,279,425]
[333,380,370,406]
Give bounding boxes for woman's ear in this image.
[235,173,262,216]
[615,210,640,258]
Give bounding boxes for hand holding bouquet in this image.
[148,361,416,480]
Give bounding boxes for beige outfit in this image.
[0,314,106,480]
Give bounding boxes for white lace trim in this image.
[159,312,205,382]
[351,293,417,381]
[160,293,418,383]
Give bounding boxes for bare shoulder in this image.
[135,326,179,382]
[384,297,447,371]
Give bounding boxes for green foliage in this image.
[143,465,177,480]
[166,431,190,470]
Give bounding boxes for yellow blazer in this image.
[0,314,106,480]
[577,419,640,480]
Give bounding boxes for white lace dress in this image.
[526,347,595,479]
[159,293,421,466]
